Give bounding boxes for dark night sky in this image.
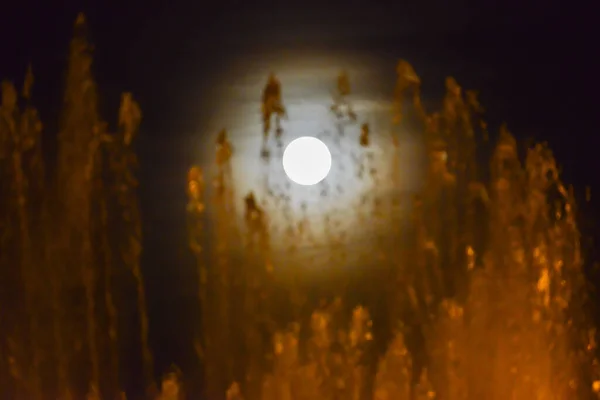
[1,0,598,381]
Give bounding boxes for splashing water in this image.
[186,62,600,400]
[2,15,596,398]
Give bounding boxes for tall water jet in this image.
[0,67,45,399]
[55,14,104,395]
[113,92,154,390]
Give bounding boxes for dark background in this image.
[1,0,598,389]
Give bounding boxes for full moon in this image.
[282,136,332,186]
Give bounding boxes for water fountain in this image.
[0,12,598,400]
[1,14,151,399]
[186,61,600,400]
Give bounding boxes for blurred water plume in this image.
[0,13,597,400]
[1,14,152,399]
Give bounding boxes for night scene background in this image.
[1,0,599,399]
